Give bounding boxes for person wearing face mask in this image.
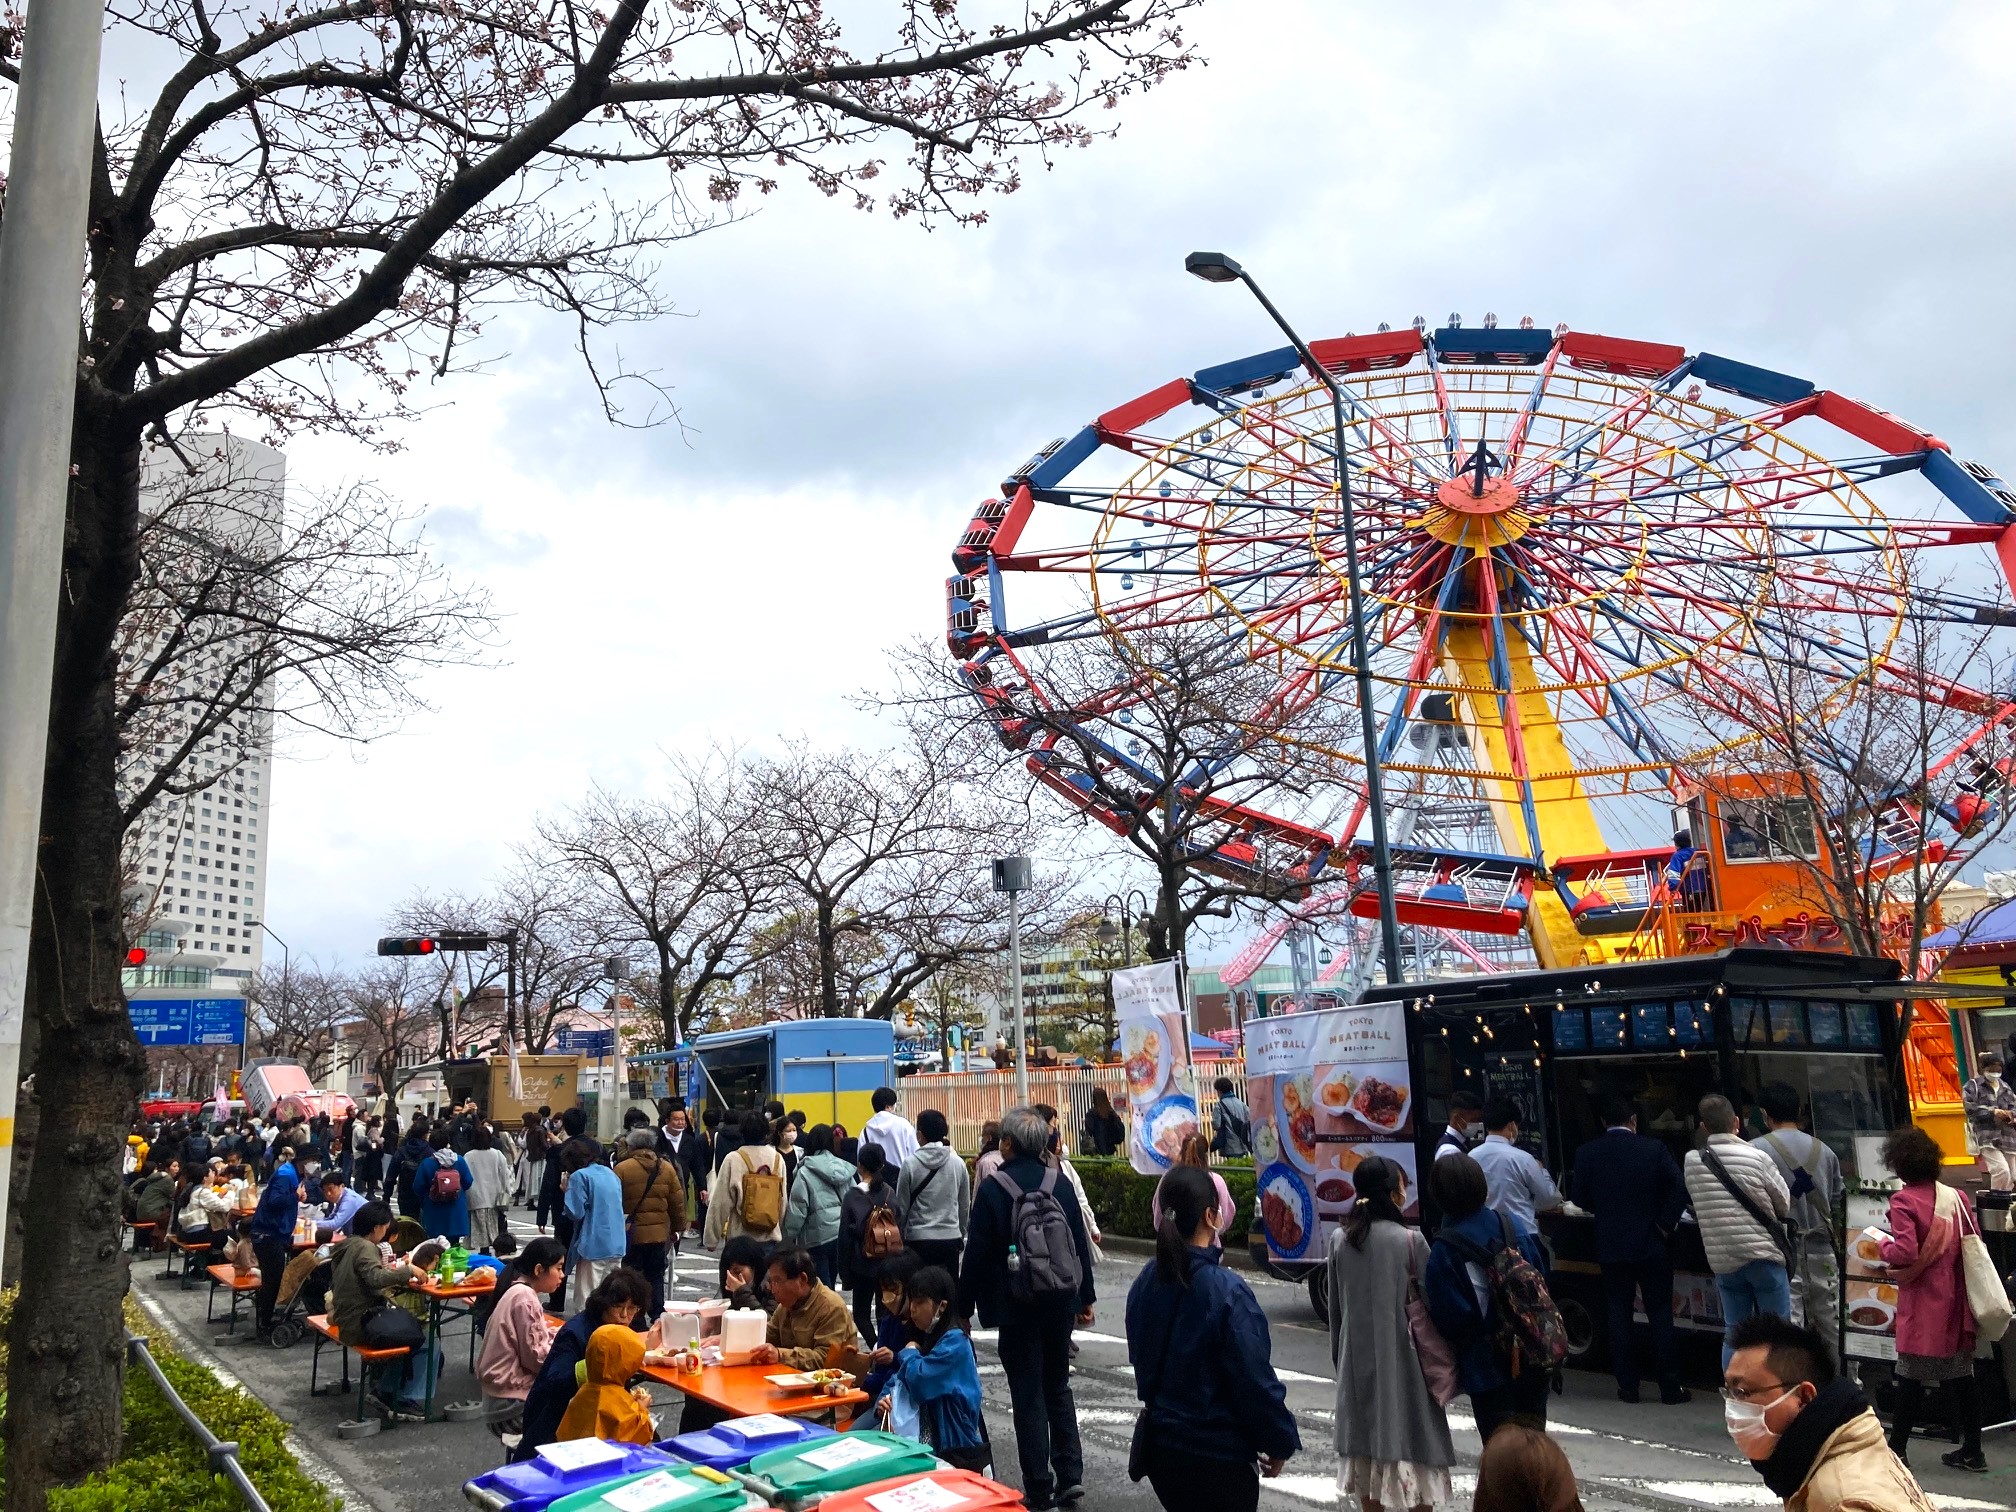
[874,1265,991,1472]
[1721,1313,1932,1512]
[1961,1052,2016,1192]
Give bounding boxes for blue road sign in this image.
[562,1028,615,1056]
[130,997,246,1047]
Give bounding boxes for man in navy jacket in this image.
[958,1107,1096,1512]
[1570,1098,1691,1404]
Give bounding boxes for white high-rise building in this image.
[122,435,282,994]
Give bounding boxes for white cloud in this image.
[266,1,2016,963]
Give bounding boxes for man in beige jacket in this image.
[1723,1313,1936,1510]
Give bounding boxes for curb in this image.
[1099,1233,1263,1272]
[131,1287,392,1512]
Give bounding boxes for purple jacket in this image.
[1879,1183,1975,1358]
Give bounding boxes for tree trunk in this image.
[816,904,840,1018]
[4,424,149,1508]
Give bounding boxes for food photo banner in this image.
[1244,1002,1418,1263]
[1113,959,1199,1176]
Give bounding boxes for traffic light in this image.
[125,946,147,966]
[377,936,439,956]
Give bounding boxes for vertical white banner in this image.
[1113,960,1198,1174]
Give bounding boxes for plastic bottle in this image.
[1005,1243,1021,1277]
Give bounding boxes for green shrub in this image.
[1071,1156,1255,1245]
[0,1290,338,1512]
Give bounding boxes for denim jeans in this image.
[1715,1257,1792,1367]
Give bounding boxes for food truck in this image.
[631,1020,896,1131]
[1248,948,1974,1375]
[442,1054,581,1123]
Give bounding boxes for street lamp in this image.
[993,856,1032,1103]
[244,916,289,1075]
[1097,889,1152,967]
[1184,251,1406,986]
[602,956,631,1141]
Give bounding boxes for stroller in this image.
[267,1246,326,1348]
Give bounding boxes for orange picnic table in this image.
[413,1275,496,1420]
[638,1361,868,1423]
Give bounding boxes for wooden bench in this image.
[307,1313,415,1427]
[122,1220,160,1255]
[162,1232,213,1287]
[205,1263,260,1334]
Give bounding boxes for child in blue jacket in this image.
[876,1265,989,1472]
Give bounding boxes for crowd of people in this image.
[120,1076,2007,1512]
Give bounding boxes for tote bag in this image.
[1405,1230,1462,1406]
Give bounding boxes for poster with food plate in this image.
[1113,959,1199,1176]
[1841,1191,1899,1360]
[1245,1004,1417,1261]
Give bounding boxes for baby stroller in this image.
[267,1247,325,1348]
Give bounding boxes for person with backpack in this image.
[842,1144,904,1342]
[1124,1163,1298,1512]
[1208,1077,1252,1160]
[781,1124,855,1286]
[896,1109,970,1275]
[415,1125,475,1242]
[957,1105,1097,1512]
[703,1109,787,1251]
[1682,1094,1793,1367]
[562,1135,629,1311]
[389,1118,434,1221]
[1425,1150,1561,1443]
[1750,1082,1844,1334]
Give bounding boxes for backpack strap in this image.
[1038,1163,1060,1197]
[989,1166,1027,1201]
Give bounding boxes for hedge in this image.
[0,1291,339,1512]
[1070,1156,1255,1246]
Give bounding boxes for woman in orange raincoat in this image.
[556,1324,655,1445]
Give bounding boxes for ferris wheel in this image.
[944,318,2016,970]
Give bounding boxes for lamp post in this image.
[992,856,1032,1103]
[1096,889,1152,967]
[245,917,290,1075]
[601,956,632,1141]
[1183,251,1406,987]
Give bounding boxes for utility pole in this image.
[0,0,111,1242]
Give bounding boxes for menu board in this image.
[1632,1003,1670,1048]
[1842,1191,1899,1360]
[1113,960,1198,1176]
[1552,1006,1588,1050]
[1244,1004,1417,1263]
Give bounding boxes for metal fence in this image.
[902,1063,1247,1155]
[126,1331,273,1512]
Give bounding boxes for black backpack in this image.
[992,1165,1083,1303]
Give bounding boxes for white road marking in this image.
[1274,1368,1330,1384]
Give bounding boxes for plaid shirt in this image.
[1963,1075,2016,1153]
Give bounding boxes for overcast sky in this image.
[266,1,2016,968]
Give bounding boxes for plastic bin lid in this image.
[659,1414,833,1470]
[466,1441,678,1512]
[813,1470,1025,1512]
[746,1431,936,1497]
[547,1464,750,1512]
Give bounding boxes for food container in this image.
[546,1464,749,1512]
[719,1307,767,1364]
[658,1303,701,1352]
[697,1298,727,1346]
[656,1412,833,1472]
[462,1438,677,1512]
[812,1470,1025,1512]
[743,1431,936,1507]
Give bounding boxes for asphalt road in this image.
[133,1211,2015,1512]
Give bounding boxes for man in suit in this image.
[1570,1097,1691,1405]
[657,1100,711,1240]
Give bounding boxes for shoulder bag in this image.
[1129,1284,1187,1482]
[1701,1146,1796,1271]
[1941,1185,2013,1342]
[1404,1228,1462,1406]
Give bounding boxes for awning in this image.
[1924,895,2016,950]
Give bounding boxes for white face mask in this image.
[1989,1073,2004,1087]
[1725,1390,1795,1459]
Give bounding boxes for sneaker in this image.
[1940,1449,1987,1473]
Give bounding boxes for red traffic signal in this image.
[125,947,147,966]
[377,936,438,956]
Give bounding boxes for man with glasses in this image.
[1722,1313,1931,1510]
